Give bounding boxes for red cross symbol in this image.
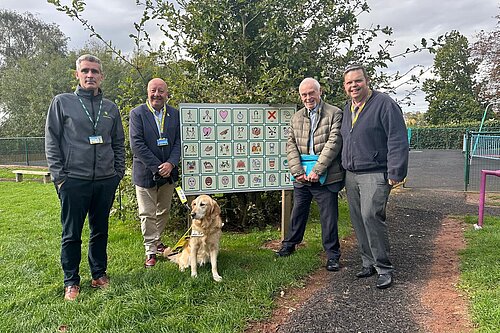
[267,110,277,120]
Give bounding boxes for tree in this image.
[0,9,71,137]
[422,30,483,125]
[0,52,75,137]
[158,0,434,107]
[471,11,499,112]
[47,0,441,229]
[0,10,67,67]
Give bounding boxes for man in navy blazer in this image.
[129,78,181,267]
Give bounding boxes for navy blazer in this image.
[129,103,181,188]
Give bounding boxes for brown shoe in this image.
[91,274,110,289]
[157,243,167,254]
[64,285,80,301]
[145,254,157,268]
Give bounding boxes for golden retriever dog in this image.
[164,194,223,281]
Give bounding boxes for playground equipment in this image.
[475,169,500,230]
[472,102,499,155]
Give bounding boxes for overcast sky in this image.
[2,0,499,112]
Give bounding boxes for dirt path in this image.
[246,188,499,333]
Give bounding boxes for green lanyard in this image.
[75,93,102,131]
[146,100,166,135]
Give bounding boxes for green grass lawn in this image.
[2,174,498,332]
[460,215,500,333]
[0,180,351,333]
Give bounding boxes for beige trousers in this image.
[136,183,175,255]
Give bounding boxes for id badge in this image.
[89,135,103,144]
[157,138,169,146]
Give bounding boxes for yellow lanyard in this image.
[146,100,166,136]
[350,90,372,128]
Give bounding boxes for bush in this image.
[409,120,500,149]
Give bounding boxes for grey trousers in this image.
[345,171,393,274]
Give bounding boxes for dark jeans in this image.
[57,176,119,287]
[283,182,341,260]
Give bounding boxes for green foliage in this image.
[0,9,67,66]
[0,180,352,333]
[0,9,72,137]
[408,120,500,149]
[423,31,484,125]
[8,0,441,228]
[471,13,500,107]
[460,215,500,332]
[0,53,74,137]
[148,0,440,107]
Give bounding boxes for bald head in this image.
[147,78,168,111]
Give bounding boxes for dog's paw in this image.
[163,247,173,257]
[191,272,198,278]
[213,274,222,282]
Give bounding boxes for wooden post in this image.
[281,190,293,240]
[15,173,23,182]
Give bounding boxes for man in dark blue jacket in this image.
[341,64,408,289]
[129,78,181,267]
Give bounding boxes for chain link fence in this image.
[0,137,47,166]
[464,131,500,192]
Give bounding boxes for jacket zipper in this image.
[91,94,96,181]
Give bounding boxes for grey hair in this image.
[343,64,369,80]
[76,54,103,72]
[299,77,321,91]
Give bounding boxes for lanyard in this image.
[350,90,372,128]
[146,100,166,135]
[75,93,102,131]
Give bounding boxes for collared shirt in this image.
[146,100,166,136]
[153,109,163,135]
[308,104,320,155]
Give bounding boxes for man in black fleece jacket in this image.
[45,54,125,300]
[340,64,408,289]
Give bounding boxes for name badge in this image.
[89,135,103,144]
[157,138,169,146]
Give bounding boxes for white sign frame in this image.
[180,103,296,195]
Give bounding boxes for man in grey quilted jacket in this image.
[276,78,345,272]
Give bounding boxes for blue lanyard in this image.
[75,93,102,131]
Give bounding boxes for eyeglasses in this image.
[343,64,364,75]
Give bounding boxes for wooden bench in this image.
[12,170,51,184]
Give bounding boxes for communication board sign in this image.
[179,103,296,195]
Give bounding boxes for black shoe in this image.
[326,258,340,271]
[356,266,376,278]
[276,246,295,257]
[376,273,393,289]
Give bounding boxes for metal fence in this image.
[0,137,47,166]
[464,131,500,192]
[3,133,500,192]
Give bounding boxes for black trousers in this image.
[282,182,341,260]
[57,176,119,287]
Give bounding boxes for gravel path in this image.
[275,187,499,333]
